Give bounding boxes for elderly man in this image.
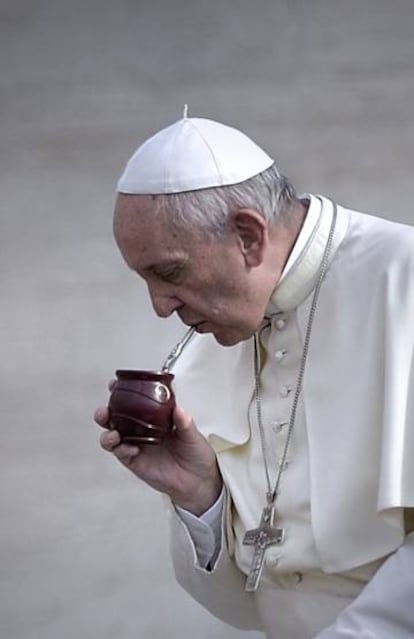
[95,113,414,638]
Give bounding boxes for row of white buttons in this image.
[274,317,291,469]
[273,316,288,363]
[267,314,303,582]
[273,316,290,442]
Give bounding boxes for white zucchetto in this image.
[117,114,274,194]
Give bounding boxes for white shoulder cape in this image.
[172,201,414,573]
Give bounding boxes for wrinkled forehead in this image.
[114,193,158,233]
[114,193,177,246]
[113,193,201,266]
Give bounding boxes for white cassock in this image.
[167,195,414,638]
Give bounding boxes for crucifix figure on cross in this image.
[242,503,285,591]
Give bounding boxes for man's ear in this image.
[231,208,267,267]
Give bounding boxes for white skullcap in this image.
[117,113,274,194]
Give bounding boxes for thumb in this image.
[173,405,199,441]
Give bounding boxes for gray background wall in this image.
[1,1,413,638]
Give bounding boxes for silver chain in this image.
[254,202,338,505]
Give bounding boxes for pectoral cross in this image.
[242,503,284,592]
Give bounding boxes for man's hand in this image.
[94,400,222,516]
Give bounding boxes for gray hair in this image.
[152,164,298,238]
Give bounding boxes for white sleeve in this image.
[169,486,260,630]
[316,532,414,638]
[174,488,224,569]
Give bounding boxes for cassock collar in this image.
[265,195,348,314]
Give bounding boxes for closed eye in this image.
[150,264,186,284]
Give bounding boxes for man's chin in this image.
[193,321,253,346]
[211,328,252,347]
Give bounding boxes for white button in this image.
[272,420,288,433]
[274,349,287,361]
[275,318,286,330]
[280,385,292,398]
[280,572,304,587]
[278,572,304,588]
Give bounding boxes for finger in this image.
[94,406,110,426]
[108,378,117,392]
[112,443,140,463]
[173,405,198,439]
[100,429,121,451]
[100,431,140,464]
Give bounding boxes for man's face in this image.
[114,195,283,346]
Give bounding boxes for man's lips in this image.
[177,315,215,333]
[180,318,209,332]
[194,321,208,333]
[178,316,204,328]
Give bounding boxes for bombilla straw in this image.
[161,326,195,372]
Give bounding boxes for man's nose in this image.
[148,287,182,318]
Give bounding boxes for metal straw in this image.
[161,326,196,372]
